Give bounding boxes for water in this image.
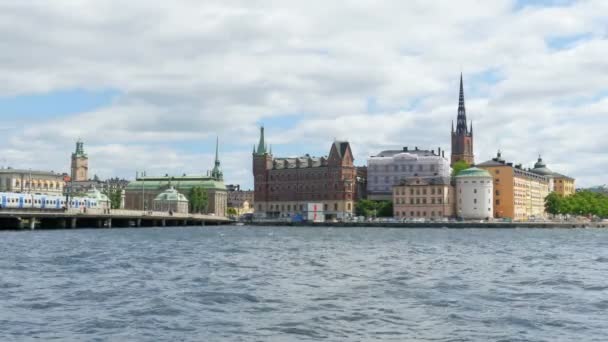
[1,226,607,341]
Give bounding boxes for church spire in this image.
[211,136,223,181]
[456,73,468,135]
[256,126,267,155]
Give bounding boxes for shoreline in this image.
[247,221,607,229]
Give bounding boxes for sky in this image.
[0,0,607,189]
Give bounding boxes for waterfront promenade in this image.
[248,220,607,229]
[0,208,230,230]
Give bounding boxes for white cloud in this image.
[0,0,607,187]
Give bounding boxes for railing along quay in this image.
[0,209,231,230]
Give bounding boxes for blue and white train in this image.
[0,192,101,210]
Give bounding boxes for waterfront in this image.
[2,226,608,341]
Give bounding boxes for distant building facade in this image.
[455,167,494,220]
[392,176,454,220]
[478,152,550,221]
[355,166,368,200]
[367,147,450,201]
[0,168,65,196]
[226,184,254,215]
[153,187,189,214]
[70,139,89,182]
[252,127,356,220]
[451,74,474,166]
[530,156,576,197]
[123,138,227,217]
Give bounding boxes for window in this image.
[495,190,500,196]
[410,189,414,195]
[324,204,328,211]
[422,189,427,195]
[495,170,500,174]
[394,165,398,172]
[474,189,477,194]
[347,203,351,210]
[334,203,338,211]
[410,198,414,204]
[438,198,442,204]
[496,199,500,205]
[474,199,477,204]
[431,198,435,204]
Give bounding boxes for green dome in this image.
[154,187,189,202]
[456,167,492,178]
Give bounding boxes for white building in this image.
[455,167,493,220]
[367,147,451,200]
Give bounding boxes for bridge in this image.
[0,208,231,230]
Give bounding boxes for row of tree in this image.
[188,186,209,214]
[355,200,393,217]
[545,191,608,217]
[103,188,123,209]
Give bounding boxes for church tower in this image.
[451,74,475,166]
[71,139,89,181]
[252,126,273,213]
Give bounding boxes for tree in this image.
[227,207,238,216]
[544,192,562,216]
[103,188,123,209]
[188,186,209,213]
[355,200,393,218]
[452,160,470,177]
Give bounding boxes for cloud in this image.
[0,0,607,188]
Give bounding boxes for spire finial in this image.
[256,126,267,155]
[456,73,467,135]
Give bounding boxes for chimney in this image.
[438,147,441,156]
[403,147,408,152]
[442,151,445,158]
[415,146,418,151]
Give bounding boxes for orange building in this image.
[477,152,551,221]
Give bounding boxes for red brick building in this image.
[252,127,356,220]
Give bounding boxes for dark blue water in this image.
[1,226,607,341]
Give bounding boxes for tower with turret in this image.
[451,74,475,166]
[71,139,89,181]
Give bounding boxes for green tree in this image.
[103,188,123,209]
[544,192,563,215]
[355,200,393,217]
[188,186,209,213]
[451,160,470,177]
[227,207,238,216]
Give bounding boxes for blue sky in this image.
[0,0,607,188]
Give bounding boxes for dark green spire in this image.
[256,126,267,155]
[211,136,223,181]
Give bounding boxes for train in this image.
[0,192,103,210]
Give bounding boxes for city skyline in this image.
[1,1,607,188]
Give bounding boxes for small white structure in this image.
[456,167,493,220]
[153,187,189,214]
[85,187,111,210]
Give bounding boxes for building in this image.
[226,184,254,215]
[0,168,65,196]
[455,167,493,220]
[477,152,551,221]
[153,187,189,214]
[70,139,89,182]
[392,176,454,220]
[530,156,576,197]
[451,74,474,166]
[84,187,111,210]
[355,166,368,200]
[123,138,228,216]
[367,147,450,200]
[252,127,356,220]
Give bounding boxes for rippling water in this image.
[1,226,608,341]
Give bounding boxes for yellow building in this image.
[530,156,576,197]
[477,152,551,221]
